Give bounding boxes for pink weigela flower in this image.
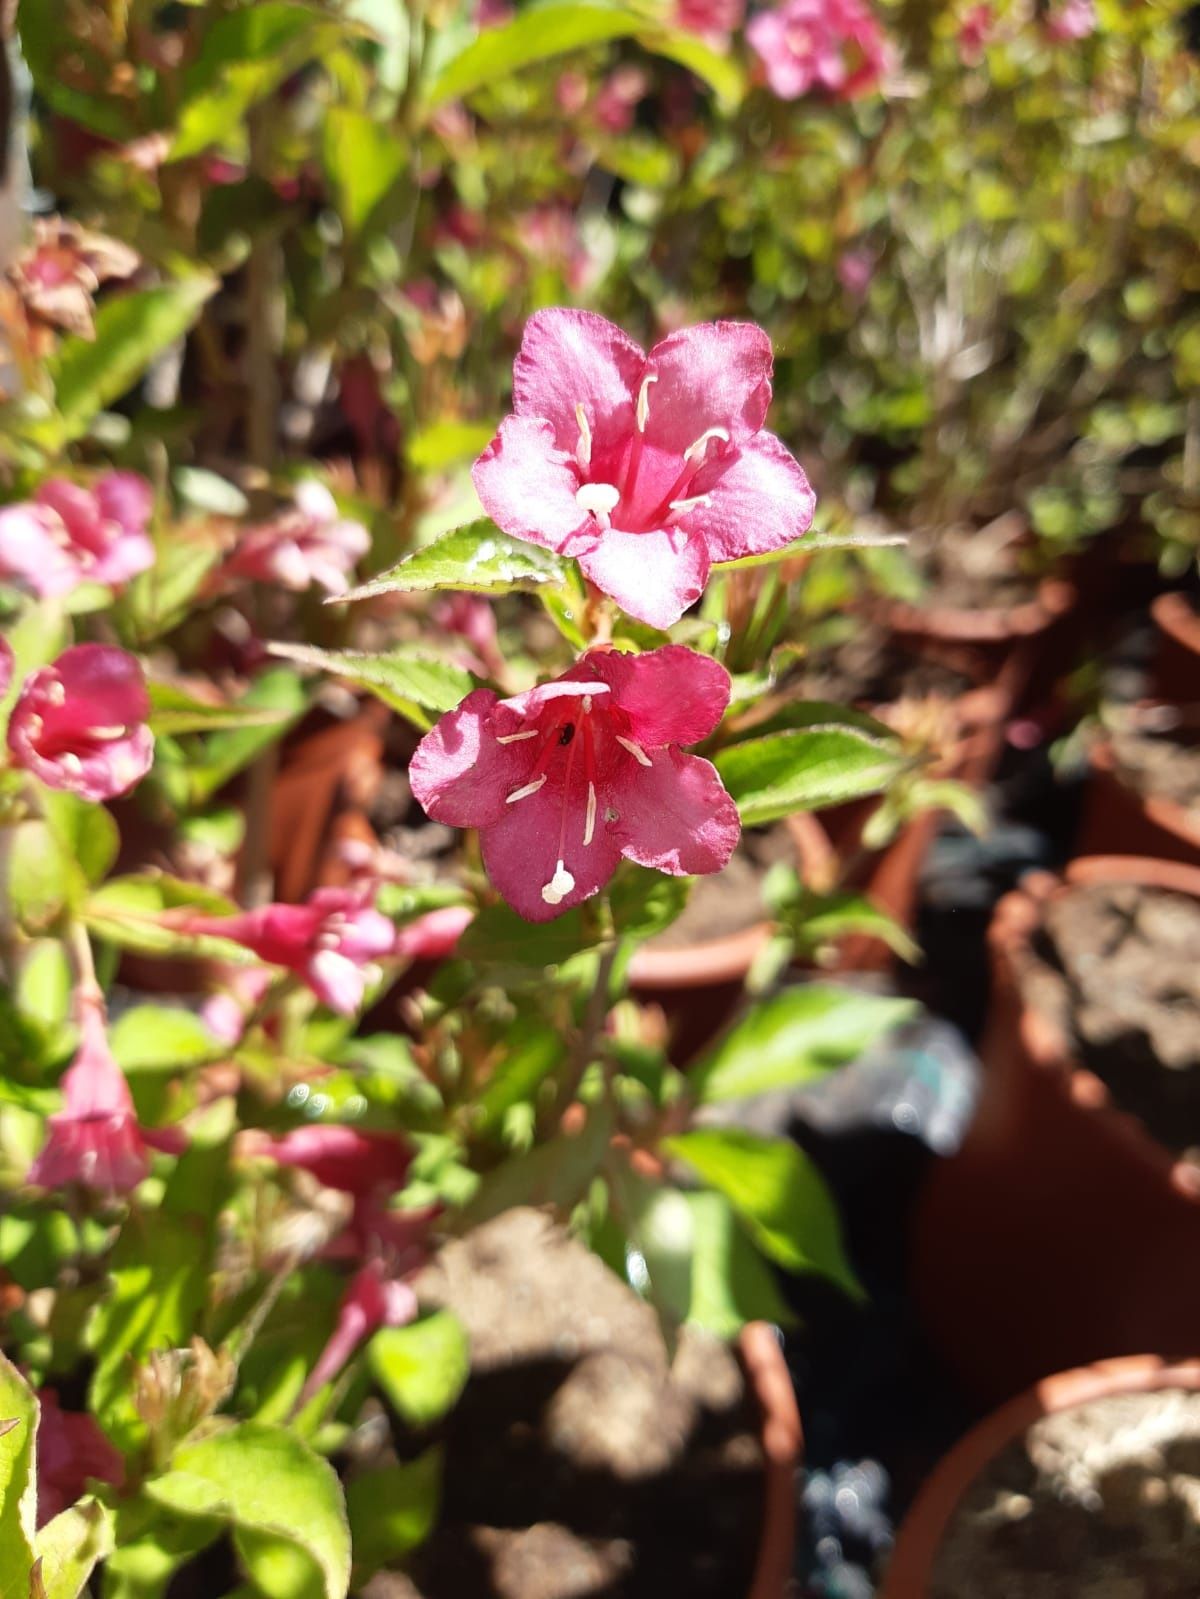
[409,645,740,922]
[29,1006,184,1194]
[1046,0,1095,40]
[957,3,993,63]
[7,644,154,803]
[0,472,154,599]
[473,309,815,629]
[303,1261,419,1403]
[674,0,746,48]
[224,482,370,597]
[36,1390,125,1526]
[182,887,395,1014]
[747,0,891,100]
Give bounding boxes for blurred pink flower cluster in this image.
[748,0,891,99]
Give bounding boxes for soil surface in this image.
[1110,726,1200,811]
[643,823,796,952]
[931,1388,1200,1598]
[808,627,976,708]
[902,520,1039,613]
[363,1209,764,1599]
[1022,882,1200,1156]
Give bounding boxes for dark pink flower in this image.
[674,0,745,48]
[747,0,891,100]
[8,217,138,341]
[594,65,650,134]
[0,472,154,599]
[393,904,474,961]
[1046,0,1095,40]
[473,310,815,628]
[29,1006,184,1194]
[224,482,370,597]
[957,3,992,63]
[475,0,514,25]
[7,645,154,803]
[182,887,395,1013]
[431,592,504,677]
[302,1262,419,1403]
[251,1125,413,1198]
[36,1390,125,1526]
[409,645,740,922]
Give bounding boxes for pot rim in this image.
[1151,590,1200,655]
[1088,737,1200,850]
[871,576,1076,645]
[881,1354,1200,1599]
[738,1321,803,1599]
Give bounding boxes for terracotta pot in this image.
[1077,736,1200,868]
[739,1321,804,1599]
[1152,591,1200,705]
[910,856,1200,1405]
[882,1354,1200,1598]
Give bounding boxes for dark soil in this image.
[808,626,976,708]
[1022,882,1200,1157]
[641,823,796,951]
[1110,725,1200,811]
[931,1389,1200,1598]
[902,520,1039,614]
[371,1209,764,1599]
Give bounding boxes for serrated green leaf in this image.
[109,1006,227,1075]
[338,521,566,601]
[322,108,408,235]
[266,642,472,724]
[0,1352,37,1599]
[147,680,296,737]
[664,1129,863,1299]
[346,1451,440,1578]
[474,1017,566,1134]
[715,726,904,825]
[367,1313,469,1428]
[689,984,917,1104]
[33,1498,114,1599]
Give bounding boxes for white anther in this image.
[43,678,67,707]
[636,372,657,432]
[683,425,730,465]
[668,494,714,517]
[582,696,592,714]
[575,482,621,527]
[496,729,538,744]
[87,724,129,742]
[541,860,576,906]
[575,403,593,470]
[615,736,652,767]
[584,781,597,847]
[60,752,84,775]
[506,775,548,804]
[24,713,44,738]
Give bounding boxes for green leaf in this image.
[779,888,920,965]
[18,1,136,139]
[39,791,120,887]
[48,279,217,443]
[715,727,904,826]
[84,874,247,961]
[143,1423,350,1599]
[147,680,296,738]
[663,1129,862,1299]
[109,1006,227,1075]
[474,1017,567,1135]
[461,1102,616,1228]
[265,642,472,727]
[636,25,744,110]
[123,535,224,643]
[0,820,86,935]
[322,108,408,235]
[458,902,594,969]
[407,421,495,473]
[367,1312,469,1428]
[689,985,917,1104]
[608,867,691,942]
[426,4,642,107]
[186,668,307,803]
[0,1351,37,1599]
[712,530,909,571]
[171,4,347,160]
[613,1176,791,1340]
[33,1499,114,1599]
[338,521,567,601]
[346,1452,440,1578]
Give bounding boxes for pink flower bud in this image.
[223,482,370,597]
[301,1262,419,1403]
[8,644,154,802]
[35,1390,124,1526]
[0,472,154,599]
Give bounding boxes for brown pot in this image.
[739,1320,804,1599]
[1151,591,1200,705]
[910,856,1200,1405]
[1077,736,1200,868]
[881,1354,1200,1598]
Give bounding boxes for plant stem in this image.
[64,919,102,1010]
[546,937,619,1136]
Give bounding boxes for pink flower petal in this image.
[642,322,773,455]
[586,646,731,748]
[688,431,816,562]
[8,645,154,803]
[95,470,153,536]
[577,525,711,630]
[0,504,79,597]
[613,749,741,875]
[512,307,644,459]
[471,415,590,554]
[481,777,623,921]
[408,687,534,828]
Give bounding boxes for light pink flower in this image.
[7,645,154,803]
[409,645,740,922]
[555,70,590,116]
[302,1262,419,1403]
[199,966,273,1047]
[747,0,891,100]
[224,482,370,597]
[8,218,138,341]
[35,1390,125,1526]
[674,0,746,48]
[473,309,815,629]
[836,247,874,299]
[957,3,992,63]
[393,904,474,961]
[475,0,514,25]
[594,65,650,134]
[432,592,504,677]
[1046,0,1095,40]
[181,887,395,1013]
[0,472,154,599]
[29,1006,184,1194]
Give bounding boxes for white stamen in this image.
[88,724,129,741]
[60,753,84,775]
[496,729,538,744]
[43,678,67,707]
[541,860,576,906]
[636,372,657,432]
[683,425,730,465]
[575,403,593,470]
[584,782,597,847]
[616,736,652,767]
[582,696,592,713]
[668,494,714,517]
[24,713,44,738]
[575,481,621,528]
[506,775,548,804]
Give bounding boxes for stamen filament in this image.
[584,781,597,847]
[496,729,538,744]
[616,735,652,767]
[506,775,547,803]
[575,402,593,470]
